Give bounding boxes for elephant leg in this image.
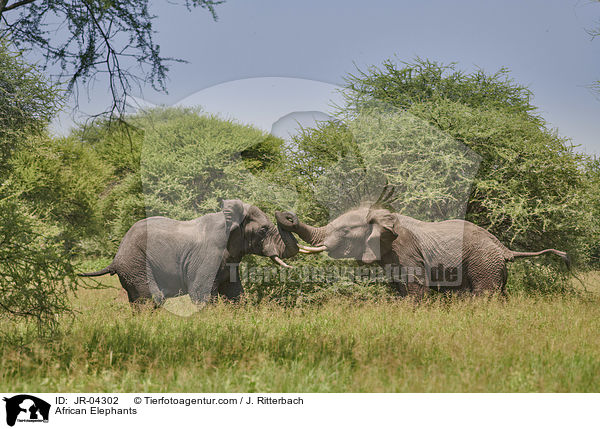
[218,280,243,301]
[216,264,244,301]
[189,282,219,305]
[468,261,507,297]
[501,265,508,296]
[404,262,429,302]
[147,271,166,308]
[118,272,154,311]
[406,281,429,302]
[185,243,229,305]
[188,268,221,305]
[118,273,140,303]
[390,281,409,297]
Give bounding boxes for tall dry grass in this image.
[1,274,599,392]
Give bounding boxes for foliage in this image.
[408,99,588,256]
[344,58,541,122]
[239,254,393,307]
[56,107,295,256]
[6,55,593,307]
[0,43,78,332]
[582,157,600,267]
[281,59,595,294]
[72,118,144,255]
[283,121,359,225]
[0,39,60,172]
[286,104,480,223]
[0,197,77,333]
[0,0,222,116]
[54,61,595,297]
[8,135,113,248]
[92,173,145,255]
[73,118,142,177]
[137,107,294,220]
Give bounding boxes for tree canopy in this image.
[285,59,596,292]
[0,0,223,118]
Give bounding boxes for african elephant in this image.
[275,205,569,297]
[80,199,298,306]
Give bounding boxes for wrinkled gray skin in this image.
[276,208,568,297]
[80,200,298,307]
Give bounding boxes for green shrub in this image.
[137,107,293,220]
[66,107,296,256]
[0,198,77,332]
[276,59,594,295]
[240,255,395,306]
[411,99,588,257]
[0,42,79,331]
[73,118,142,178]
[0,40,61,172]
[9,135,113,249]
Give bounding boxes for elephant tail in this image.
[509,249,570,270]
[78,265,114,277]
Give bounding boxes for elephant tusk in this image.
[271,256,293,269]
[298,248,312,254]
[298,245,327,253]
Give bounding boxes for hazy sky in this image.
[53,0,600,154]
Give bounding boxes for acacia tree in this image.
[0,0,222,118]
[0,43,78,333]
[341,59,589,255]
[286,59,593,294]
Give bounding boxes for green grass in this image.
[1,273,600,392]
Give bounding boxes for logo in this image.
[3,395,50,427]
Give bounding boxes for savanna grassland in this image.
[1,273,599,393]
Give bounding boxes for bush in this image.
[137,107,294,220]
[276,59,594,295]
[0,198,77,333]
[285,103,480,223]
[239,255,395,306]
[343,59,591,257]
[64,107,297,256]
[0,42,81,332]
[8,135,113,249]
[0,40,60,172]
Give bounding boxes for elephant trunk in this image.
[262,224,299,259]
[278,226,299,258]
[275,211,328,246]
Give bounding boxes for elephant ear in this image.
[367,209,399,242]
[367,209,418,257]
[222,199,247,233]
[360,208,399,263]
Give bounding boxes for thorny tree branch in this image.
[0,0,223,122]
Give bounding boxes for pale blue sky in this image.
[53,0,600,154]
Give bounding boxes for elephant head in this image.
[275,206,403,264]
[223,200,298,267]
